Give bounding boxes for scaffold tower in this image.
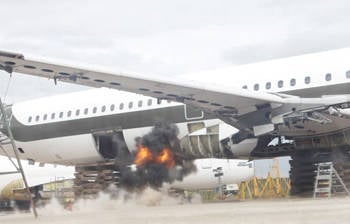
[0,97,38,217]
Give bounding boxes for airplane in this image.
[0,163,74,210]
[0,158,253,210]
[1,47,350,196]
[170,158,253,190]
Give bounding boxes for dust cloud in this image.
[2,197,350,224]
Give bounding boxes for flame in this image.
[134,145,175,169]
[155,147,175,169]
[134,145,153,167]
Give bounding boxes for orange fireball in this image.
[134,145,175,169]
[155,147,175,169]
[134,145,153,167]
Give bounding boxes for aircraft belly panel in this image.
[0,134,101,165]
[279,113,350,137]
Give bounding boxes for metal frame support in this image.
[0,97,38,218]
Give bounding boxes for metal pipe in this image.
[0,97,38,218]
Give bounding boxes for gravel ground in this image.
[1,193,350,224]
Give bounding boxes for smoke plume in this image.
[118,123,196,190]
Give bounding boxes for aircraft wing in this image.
[0,51,284,127]
[1,50,349,135]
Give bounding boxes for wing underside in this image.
[0,51,283,119]
[2,50,350,137]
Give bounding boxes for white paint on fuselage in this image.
[171,158,254,190]
[3,134,99,166]
[11,49,350,128]
[11,88,182,126]
[0,158,253,200]
[2,119,230,165]
[3,48,350,165]
[180,47,350,92]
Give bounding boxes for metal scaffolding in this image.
[0,97,38,218]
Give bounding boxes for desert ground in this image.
[1,191,350,224]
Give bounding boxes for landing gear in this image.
[74,161,120,199]
[332,148,350,193]
[290,148,350,197]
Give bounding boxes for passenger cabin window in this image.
[67,111,72,117]
[35,115,40,122]
[290,78,296,86]
[101,105,106,112]
[129,102,133,109]
[43,114,47,121]
[84,108,88,115]
[93,107,97,114]
[119,103,124,110]
[51,113,55,119]
[278,80,283,88]
[138,100,142,107]
[242,85,247,89]
[76,109,80,116]
[346,71,350,79]
[59,112,63,118]
[265,82,271,90]
[147,99,152,106]
[28,116,32,123]
[325,73,332,81]
[254,84,259,91]
[110,104,115,111]
[305,76,311,84]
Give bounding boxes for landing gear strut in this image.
[290,148,350,197]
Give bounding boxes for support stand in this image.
[0,97,38,218]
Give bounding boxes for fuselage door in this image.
[184,104,204,121]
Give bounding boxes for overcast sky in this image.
[1,0,350,102]
[1,0,350,177]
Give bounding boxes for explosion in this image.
[119,123,196,190]
[134,146,175,169]
[134,145,153,167]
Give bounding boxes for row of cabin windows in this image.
[243,73,338,91]
[27,98,169,123]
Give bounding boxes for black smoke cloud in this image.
[118,123,196,190]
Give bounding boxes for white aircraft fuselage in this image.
[1,48,350,165]
[0,158,254,202]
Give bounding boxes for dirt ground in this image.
[1,192,350,224]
